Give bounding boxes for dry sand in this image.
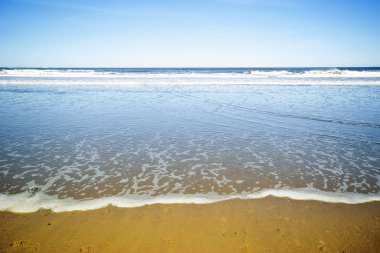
[0,197,379,253]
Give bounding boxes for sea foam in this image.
[1,188,380,213]
[1,68,380,86]
[1,68,379,213]
[1,68,380,78]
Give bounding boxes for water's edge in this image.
[1,188,380,213]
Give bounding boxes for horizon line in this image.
[1,66,380,69]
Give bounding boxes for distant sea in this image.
[0,67,379,212]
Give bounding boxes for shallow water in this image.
[0,68,380,211]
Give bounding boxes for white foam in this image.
[1,188,379,213]
[248,69,380,78]
[0,69,106,77]
[1,68,380,78]
[1,78,380,86]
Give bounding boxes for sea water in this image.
[0,68,379,212]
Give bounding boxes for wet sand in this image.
[0,197,379,253]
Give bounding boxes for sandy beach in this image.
[1,197,379,253]
[2,0,380,252]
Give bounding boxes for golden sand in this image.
[0,197,379,253]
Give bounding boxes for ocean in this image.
[0,67,379,212]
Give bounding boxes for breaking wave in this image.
[1,68,380,86]
[1,68,380,78]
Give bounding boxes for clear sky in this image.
[1,0,379,67]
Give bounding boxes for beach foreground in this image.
[1,197,379,253]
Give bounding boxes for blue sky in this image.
[1,0,379,67]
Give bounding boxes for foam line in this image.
[1,68,380,78]
[1,188,379,213]
[1,68,380,86]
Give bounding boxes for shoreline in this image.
[2,188,380,213]
[1,196,379,253]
